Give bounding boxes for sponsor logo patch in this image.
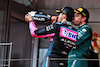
[60,26,77,42]
[82,28,87,32]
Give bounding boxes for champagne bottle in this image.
[30,11,51,22]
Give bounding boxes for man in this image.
[25,7,77,67]
[43,16,57,67]
[68,7,93,67]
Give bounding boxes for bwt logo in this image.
[63,28,77,40]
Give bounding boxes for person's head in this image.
[73,7,89,25]
[56,7,74,23]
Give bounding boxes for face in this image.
[73,13,84,25]
[57,13,63,23]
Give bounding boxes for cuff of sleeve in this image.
[30,20,35,22]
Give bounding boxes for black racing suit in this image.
[29,21,77,67]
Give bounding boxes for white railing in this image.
[0,42,12,67]
[0,42,99,67]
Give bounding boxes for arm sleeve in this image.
[76,27,91,45]
[29,21,55,38]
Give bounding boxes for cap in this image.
[74,7,89,19]
[56,7,74,22]
[56,7,74,17]
[56,7,67,14]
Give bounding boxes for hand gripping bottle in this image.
[30,11,51,22]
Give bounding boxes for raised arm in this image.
[25,12,55,38]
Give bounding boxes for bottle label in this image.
[32,17,45,21]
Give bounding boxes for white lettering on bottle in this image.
[32,17,45,21]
